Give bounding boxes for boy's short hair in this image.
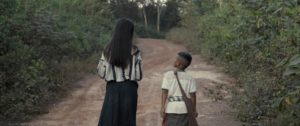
[178,52,192,69]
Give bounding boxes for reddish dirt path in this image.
[23,39,242,126]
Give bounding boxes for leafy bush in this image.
[135,23,166,39]
[0,0,112,122]
[166,27,198,50]
[168,0,300,125]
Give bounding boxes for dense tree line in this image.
[107,0,182,37]
[167,0,300,125]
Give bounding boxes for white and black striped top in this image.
[97,47,143,82]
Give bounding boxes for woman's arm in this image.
[135,51,143,81]
[97,54,106,79]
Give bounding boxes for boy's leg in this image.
[166,114,177,126]
[178,114,189,126]
[166,114,189,126]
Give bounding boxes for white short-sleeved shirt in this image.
[161,71,197,114]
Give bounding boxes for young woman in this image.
[97,19,142,126]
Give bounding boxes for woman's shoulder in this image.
[132,45,141,55]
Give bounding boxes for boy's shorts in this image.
[166,114,188,126]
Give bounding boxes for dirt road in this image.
[24,39,242,126]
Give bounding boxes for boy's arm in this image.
[190,92,198,117]
[161,89,168,118]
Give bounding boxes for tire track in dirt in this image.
[24,39,242,126]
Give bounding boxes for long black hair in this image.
[104,18,134,68]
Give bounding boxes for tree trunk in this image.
[142,7,148,29]
[217,0,223,8]
[156,5,160,32]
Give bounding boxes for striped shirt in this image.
[97,47,143,82]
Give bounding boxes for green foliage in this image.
[279,55,300,76]
[169,0,300,125]
[166,27,198,47]
[135,23,166,39]
[160,1,182,31]
[0,0,112,122]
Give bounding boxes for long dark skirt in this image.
[98,81,138,126]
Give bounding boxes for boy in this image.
[161,52,198,126]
